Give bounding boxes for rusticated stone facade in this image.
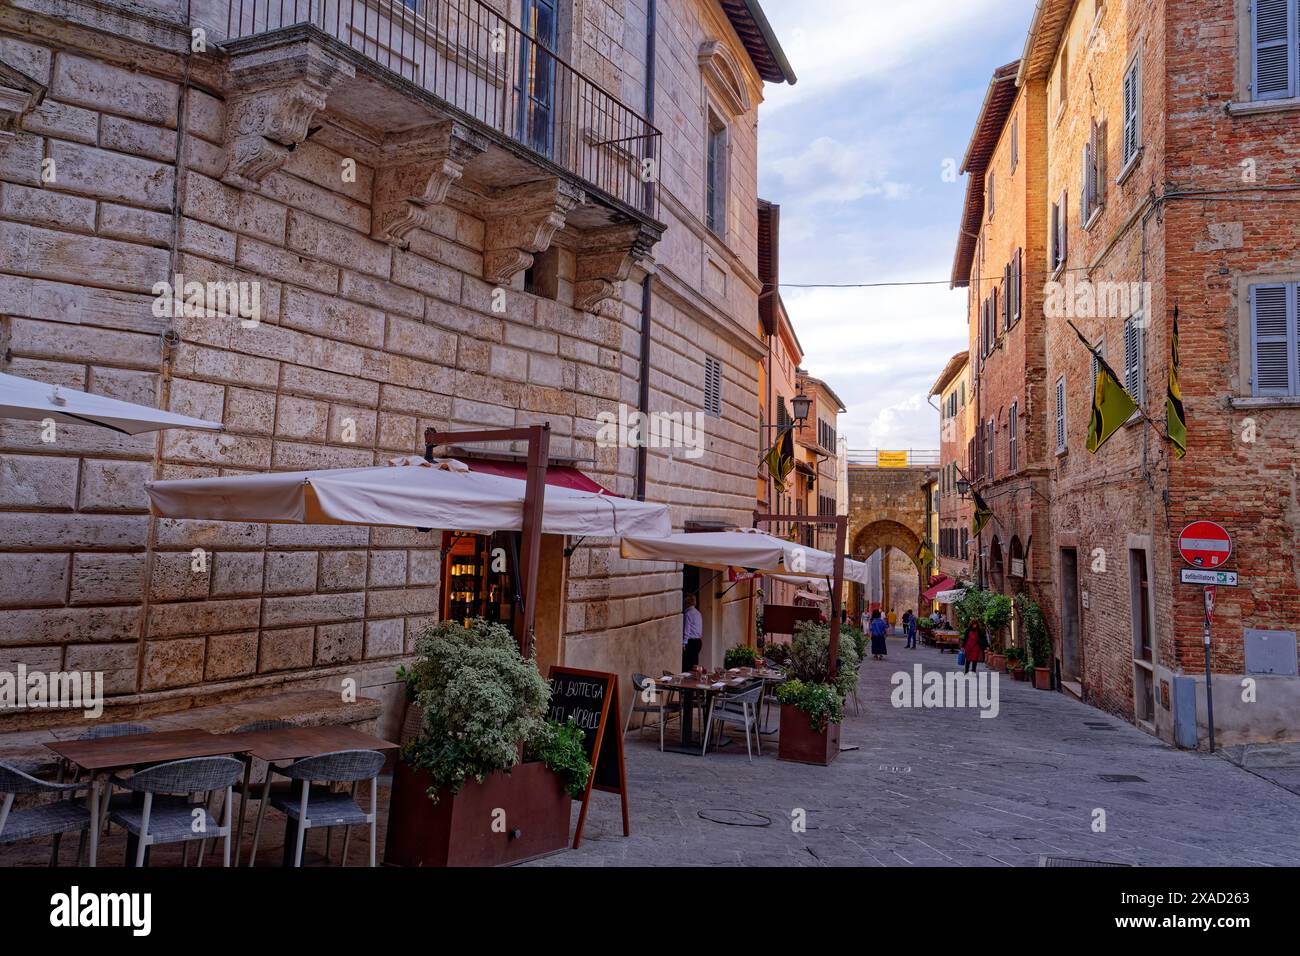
[0,0,791,735]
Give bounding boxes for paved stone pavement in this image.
[531,638,1300,867]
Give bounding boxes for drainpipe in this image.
[634,0,656,501]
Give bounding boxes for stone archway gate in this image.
[846,451,937,619]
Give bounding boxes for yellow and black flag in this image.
[971,489,994,539]
[1069,320,1138,454]
[761,426,795,492]
[1167,307,1187,459]
[914,538,936,571]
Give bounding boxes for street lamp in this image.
[956,478,971,497]
[791,391,812,425]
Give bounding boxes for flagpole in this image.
[1066,318,1173,443]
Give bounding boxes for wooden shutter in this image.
[704,356,723,416]
[1124,318,1142,402]
[1060,191,1069,264]
[1250,283,1295,395]
[1003,263,1012,331]
[991,288,999,343]
[1093,120,1107,207]
[1122,61,1140,165]
[1081,141,1092,223]
[1013,248,1022,323]
[1055,377,1066,450]
[1009,401,1018,471]
[1253,0,1295,100]
[1050,201,1061,270]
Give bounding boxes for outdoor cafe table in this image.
[44,725,396,867]
[238,725,397,868]
[45,728,241,867]
[655,672,756,755]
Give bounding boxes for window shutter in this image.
[1055,377,1066,450]
[1094,120,1107,206]
[1253,0,1296,100]
[1122,62,1140,165]
[1124,318,1143,403]
[991,288,999,342]
[1081,141,1092,223]
[1050,201,1061,270]
[703,356,723,416]
[1250,283,1295,394]
[1013,248,1022,323]
[1009,402,1018,471]
[1003,263,1012,331]
[1060,191,1069,264]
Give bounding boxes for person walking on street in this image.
[962,620,983,674]
[869,609,889,660]
[902,609,916,648]
[682,592,703,670]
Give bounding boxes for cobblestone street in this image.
[533,637,1300,867]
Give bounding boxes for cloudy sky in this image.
[757,0,1037,450]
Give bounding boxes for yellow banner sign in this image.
[877,451,908,468]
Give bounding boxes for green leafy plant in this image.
[524,717,593,799]
[788,621,861,700]
[724,644,760,668]
[953,588,992,634]
[762,640,792,666]
[916,617,936,632]
[842,624,868,661]
[776,678,844,731]
[1016,593,1052,669]
[984,593,1013,632]
[1004,645,1026,667]
[398,618,552,802]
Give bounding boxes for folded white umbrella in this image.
[621,529,846,579]
[146,456,671,538]
[0,371,223,435]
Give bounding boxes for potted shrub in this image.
[384,619,592,867]
[776,621,860,766]
[1004,646,1026,677]
[1017,593,1053,690]
[724,643,760,669]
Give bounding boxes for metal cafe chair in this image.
[248,749,385,868]
[50,722,152,864]
[625,673,682,751]
[0,760,96,865]
[701,682,764,761]
[105,756,244,867]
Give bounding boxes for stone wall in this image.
[0,0,777,733]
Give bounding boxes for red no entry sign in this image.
[1179,521,1233,568]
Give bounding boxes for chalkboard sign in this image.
[547,667,629,848]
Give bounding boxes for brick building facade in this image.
[0,0,794,736]
[947,0,1300,746]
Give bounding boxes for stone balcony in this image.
[214,1,663,305]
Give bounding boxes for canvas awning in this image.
[0,371,223,435]
[794,589,830,604]
[922,576,957,602]
[936,589,967,604]
[146,457,671,538]
[621,529,864,583]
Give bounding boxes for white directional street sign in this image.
[1180,569,1238,586]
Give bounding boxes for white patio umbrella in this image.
[621,528,852,580]
[0,371,222,434]
[146,456,672,538]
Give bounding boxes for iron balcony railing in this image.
[846,449,941,468]
[226,0,661,218]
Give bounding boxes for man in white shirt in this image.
[682,592,703,670]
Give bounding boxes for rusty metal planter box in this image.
[383,759,571,867]
[777,703,840,766]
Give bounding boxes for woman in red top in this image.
[962,623,983,674]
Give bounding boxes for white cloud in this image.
[767,136,911,204]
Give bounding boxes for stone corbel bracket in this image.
[371,121,489,246]
[482,178,586,286]
[0,59,47,141]
[221,37,354,190]
[573,222,661,316]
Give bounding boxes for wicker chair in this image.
[201,719,296,867]
[248,749,386,868]
[50,722,152,865]
[1,761,96,865]
[105,756,244,867]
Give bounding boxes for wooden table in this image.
[240,726,397,868]
[655,673,756,755]
[45,729,245,868]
